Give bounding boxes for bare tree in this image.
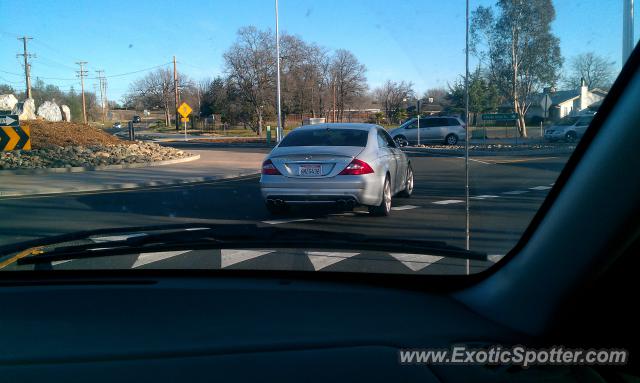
[223,26,276,136]
[564,52,616,89]
[373,80,414,123]
[330,49,367,121]
[125,68,175,126]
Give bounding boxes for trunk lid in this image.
[269,146,365,178]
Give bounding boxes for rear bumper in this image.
[260,174,383,206]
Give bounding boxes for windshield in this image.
[279,128,369,147]
[0,0,627,276]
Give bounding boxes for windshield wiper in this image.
[3,223,486,266]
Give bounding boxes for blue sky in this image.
[0,0,636,102]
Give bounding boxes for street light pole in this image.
[464,0,471,275]
[275,0,283,142]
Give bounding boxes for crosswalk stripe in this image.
[502,190,528,195]
[470,195,499,200]
[529,186,552,190]
[132,250,191,268]
[261,218,314,225]
[391,205,419,211]
[306,251,359,271]
[389,253,444,271]
[91,233,147,243]
[221,249,274,268]
[432,200,464,205]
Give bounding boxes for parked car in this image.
[112,122,122,129]
[544,114,594,142]
[132,115,142,123]
[260,123,413,216]
[389,116,466,146]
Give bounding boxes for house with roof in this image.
[526,79,607,121]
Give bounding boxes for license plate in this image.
[299,164,322,176]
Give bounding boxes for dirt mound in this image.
[21,121,123,149]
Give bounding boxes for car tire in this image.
[445,134,458,145]
[394,135,409,147]
[398,165,414,198]
[369,176,392,216]
[565,131,577,142]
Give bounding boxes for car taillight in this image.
[338,159,374,175]
[262,159,281,175]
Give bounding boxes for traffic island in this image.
[0,121,196,173]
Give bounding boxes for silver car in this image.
[389,116,467,146]
[544,114,594,142]
[260,123,414,216]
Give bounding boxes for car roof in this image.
[294,123,381,131]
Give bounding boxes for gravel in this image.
[0,141,191,170]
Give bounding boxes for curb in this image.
[404,147,576,157]
[0,171,260,198]
[0,154,200,176]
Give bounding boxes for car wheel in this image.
[445,134,458,145]
[565,131,577,142]
[369,176,392,216]
[394,135,409,147]
[398,165,414,198]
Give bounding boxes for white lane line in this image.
[470,195,500,200]
[549,182,555,186]
[185,227,210,231]
[329,212,356,217]
[456,157,492,165]
[261,218,314,225]
[391,205,419,211]
[91,233,147,243]
[389,253,444,272]
[502,190,529,195]
[530,186,552,190]
[221,249,274,268]
[306,251,360,271]
[432,200,464,205]
[133,251,191,268]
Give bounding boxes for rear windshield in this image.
[279,128,369,147]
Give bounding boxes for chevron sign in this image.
[0,117,31,151]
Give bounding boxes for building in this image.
[526,79,607,121]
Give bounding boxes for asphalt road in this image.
[0,150,568,275]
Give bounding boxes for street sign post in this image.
[0,115,30,151]
[481,113,518,121]
[178,102,192,141]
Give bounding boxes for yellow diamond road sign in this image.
[178,102,192,118]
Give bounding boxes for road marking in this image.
[470,195,499,200]
[306,251,360,271]
[488,254,505,263]
[91,233,147,243]
[456,157,492,165]
[221,249,274,268]
[529,186,552,190]
[391,205,419,211]
[432,200,464,205]
[261,218,314,225]
[52,260,73,266]
[491,156,558,164]
[389,253,444,271]
[185,227,210,231]
[329,212,356,217]
[502,190,529,195]
[132,250,191,268]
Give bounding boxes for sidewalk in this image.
[0,148,267,198]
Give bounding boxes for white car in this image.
[544,115,594,142]
[260,123,414,216]
[389,116,467,146]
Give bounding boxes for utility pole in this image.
[173,56,179,130]
[96,70,107,123]
[464,0,471,275]
[275,0,283,141]
[17,36,35,99]
[76,61,88,124]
